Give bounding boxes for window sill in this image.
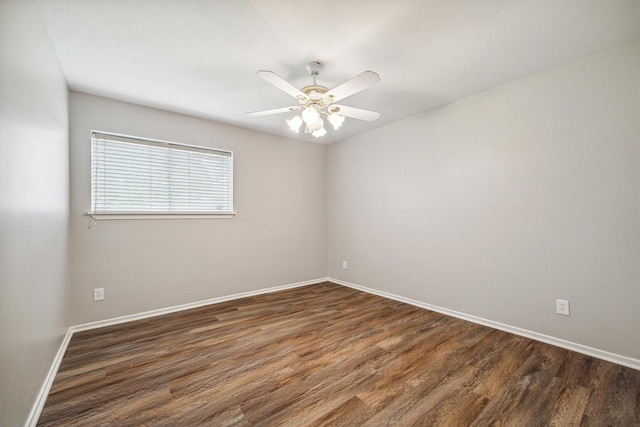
[86,212,236,220]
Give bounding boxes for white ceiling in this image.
[38,0,640,144]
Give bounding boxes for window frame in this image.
[88,131,235,220]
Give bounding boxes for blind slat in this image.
[91,133,233,214]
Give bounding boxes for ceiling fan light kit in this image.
[246,62,381,139]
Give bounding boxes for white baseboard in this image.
[25,277,328,427]
[25,328,74,427]
[72,277,327,332]
[329,277,640,371]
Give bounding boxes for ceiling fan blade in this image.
[331,105,380,121]
[324,70,380,103]
[257,70,307,100]
[245,106,300,117]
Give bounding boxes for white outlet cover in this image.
[556,299,570,316]
[94,288,104,301]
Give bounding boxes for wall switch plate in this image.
[94,288,104,301]
[556,299,569,316]
[342,260,348,270]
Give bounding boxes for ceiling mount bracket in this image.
[306,61,322,76]
[307,62,322,85]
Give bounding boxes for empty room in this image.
[1,1,639,426]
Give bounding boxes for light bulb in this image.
[287,115,303,133]
[312,127,327,138]
[301,107,320,124]
[328,113,345,130]
[307,117,324,132]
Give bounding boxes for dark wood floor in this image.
[38,282,640,426]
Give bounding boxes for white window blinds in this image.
[91,131,233,215]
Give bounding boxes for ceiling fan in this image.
[246,62,381,138]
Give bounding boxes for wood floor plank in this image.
[362,362,478,426]
[469,348,563,426]
[37,282,640,426]
[306,396,374,427]
[582,362,640,426]
[535,377,591,426]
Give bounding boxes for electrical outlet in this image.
[94,288,104,301]
[556,299,569,316]
[342,260,348,270]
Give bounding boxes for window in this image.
[90,131,233,218]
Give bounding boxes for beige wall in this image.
[68,92,327,325]
[328,41,640,360]
[0,1,70,425]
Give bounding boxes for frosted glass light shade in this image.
[307,117,324,132]
[312,127,327,138]
[328,113,345,130]
[302,107,320,124]
[287,115,303,132]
